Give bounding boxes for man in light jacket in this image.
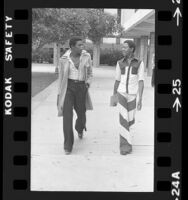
[57,36,93,155]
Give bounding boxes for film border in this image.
[3,0,182,199]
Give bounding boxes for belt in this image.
[68,79,85,84]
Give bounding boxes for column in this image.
[53,43,57,66]
[54,43,60,73]
[147,32,155,76]
[134,38,141,59]
[116,9,121,45]
[116,37,120,45]
[140,36,148,72]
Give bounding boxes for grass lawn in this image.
[32,72,58,97]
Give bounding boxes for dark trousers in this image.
[63,79,87,151]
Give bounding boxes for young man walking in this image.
[113,40,144,155]
[57,36,93,155]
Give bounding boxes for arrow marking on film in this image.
[173,7,182,27]
[173,97,181,112]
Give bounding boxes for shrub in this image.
[100,48,122,66]
[85,47,123,66]
[32,46,123,66]
[32,48,53,64]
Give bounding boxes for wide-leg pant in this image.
[63,80,87,151]
[117,92,137,154]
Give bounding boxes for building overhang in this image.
[122,9,155,38]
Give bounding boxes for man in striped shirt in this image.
[113,40,144,155]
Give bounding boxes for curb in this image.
[32,80,58,112]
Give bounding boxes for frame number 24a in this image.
[171,171,181,200]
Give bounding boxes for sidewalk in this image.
[31,65,154,192]
[32,63,57,73]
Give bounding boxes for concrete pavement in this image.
[31,64,154,192]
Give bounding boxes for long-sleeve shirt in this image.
[61,49,93,84]
[57,49,93,116]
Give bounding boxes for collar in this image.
[122,54,138,63]
[61,49,88,60]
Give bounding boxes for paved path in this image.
[32,63,57,73]
[31,65,154,192]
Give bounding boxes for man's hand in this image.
[110,93,118,107]
[137,99,142,111]
[86,83,90,89]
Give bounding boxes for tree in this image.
[32,8,124,70]
[32,8,90,71]
[32,8,90,50]
[86,9,123,67]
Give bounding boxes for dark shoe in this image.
[120,145,132,155]
[120,136,132,155]
[78,132,83,139]
[64,149,71,155]
[120,150,132,155]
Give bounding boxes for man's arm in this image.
[113,61,121,95]
[137,61,145,110]
[113,80,120,95]
[57,60,64,107]
[137,80,144,110]
[85,55,93,88]
[110,62,121,106]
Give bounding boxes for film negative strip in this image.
[3,0,183,199]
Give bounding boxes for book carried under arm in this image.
[110,94,118,107]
